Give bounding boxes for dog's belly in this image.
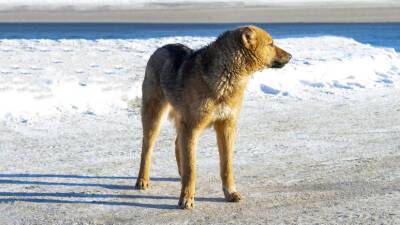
[211,103,235,120]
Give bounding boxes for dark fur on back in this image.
[158,44,193,103]
[153,30,252,107]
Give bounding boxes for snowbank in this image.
[0,36,399,120]
[248,36,400,98]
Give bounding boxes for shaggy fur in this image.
[135,25,291,209]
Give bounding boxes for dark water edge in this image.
[0,23,399,51]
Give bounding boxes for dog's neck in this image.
[198,42,254,102]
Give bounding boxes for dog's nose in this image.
[287,53,292,61]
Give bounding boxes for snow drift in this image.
[0,36,399,120]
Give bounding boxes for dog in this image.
[135,25,291,209]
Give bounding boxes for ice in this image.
[0,36,399,120]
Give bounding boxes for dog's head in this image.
[239,25,291,70]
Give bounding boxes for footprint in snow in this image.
[332,80,352,89]
[376,78,393,84]
[75,70,85,74]
[53,60,63,64]
[1,48,13,52]
[30,66,43,71]
[79,82,87,87]
[97,48,110,52]
[23,46,35,51]
[20,70,31,75]
[260,84,281,95]
[39,48,50,52]
[1,70,12,75]
[347,82,365,88]
[104,70,116,75]
[300,80,325,88]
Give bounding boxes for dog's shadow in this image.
[0,173,224,209]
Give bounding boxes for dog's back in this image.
[142,44,193,104]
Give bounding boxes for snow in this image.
[1,87,399,224]
[0,36,399,120]
[248,36,400,98]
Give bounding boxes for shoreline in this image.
[0,6,400,23]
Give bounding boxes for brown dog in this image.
[135,25,291,209]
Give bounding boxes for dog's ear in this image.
[242,27,257,50]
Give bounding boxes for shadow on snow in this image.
[0,173,224,209]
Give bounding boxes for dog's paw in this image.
[135,178,149,190]
[224,189,242,202]
[178,195,195,209]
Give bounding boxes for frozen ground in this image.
[0,88,399,224]
[0,36,400,224]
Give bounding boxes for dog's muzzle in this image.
[271,53,292,68]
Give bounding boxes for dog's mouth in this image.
[271,53,292,69]
[271,61,286,68]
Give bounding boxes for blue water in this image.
[0,23,399,51]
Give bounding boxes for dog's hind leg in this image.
[175,134,183,177]
[214,119,242,202]
[177,121,203,209]
[135,90,169,190]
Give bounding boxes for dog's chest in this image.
[211,103,235,120]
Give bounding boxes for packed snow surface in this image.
[0,36,399,120]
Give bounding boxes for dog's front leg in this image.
[178,123,200,209]
[214,119,242,202]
